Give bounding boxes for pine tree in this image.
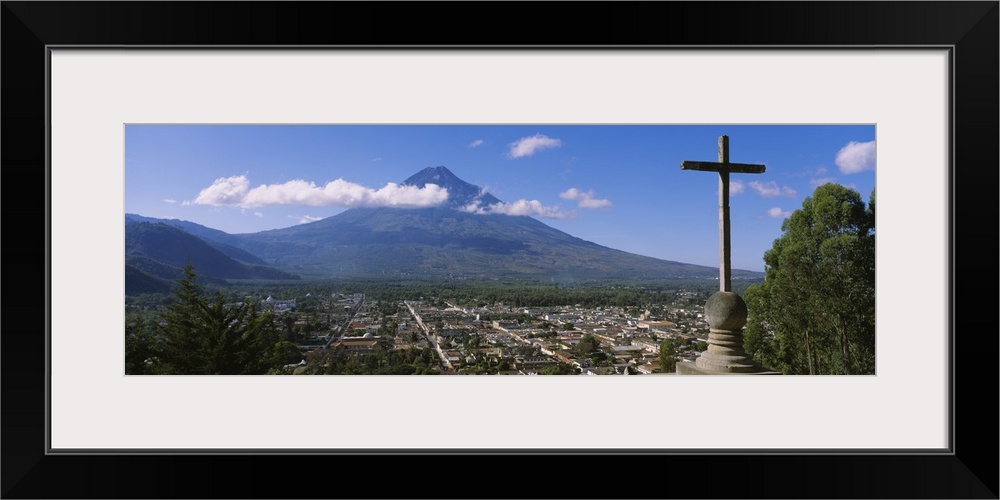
[157,263,210,374]
[156,262,285,374]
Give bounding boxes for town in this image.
[258,289,714,375]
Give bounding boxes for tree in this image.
[125,307,161,374]
[280,313,297,341]
[378,319,399,337]
[658,338,680,373]
[462,333,481,350]
[540,364,577,375]
[574,334,600,356]
[743,184,875,375]
[155,263,287,375]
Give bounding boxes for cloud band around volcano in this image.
[461,198,570,219]
[189,175,450,209]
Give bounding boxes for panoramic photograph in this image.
[124,124,876,376]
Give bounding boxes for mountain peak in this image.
[409,165,454,180]
[402,166,501,209]
[402,166,463,188]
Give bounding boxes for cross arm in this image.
[680,161,766,174]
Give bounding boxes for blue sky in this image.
[125,125,876,272]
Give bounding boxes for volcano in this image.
[197,166,761,281]
[400,165,502,209]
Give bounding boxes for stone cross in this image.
[681,135,765,292]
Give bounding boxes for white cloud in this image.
[815,166,828,175]
[288,214,323,224]
[461,199,570,219]
[460,201,483,213]
[749,180,797,198]
[369,183,448,207]
[558,187,582,200]
[835,140,875,174]
[192,175,251,206]
[560,187,612,209]
[468,139,484,148]
[254,212,264,217]
[191,175,449,209]
[508,134,562,158]
[372,157,383,162]
[163,198,177,204]
[491,200,570,218]
[578,198,612,209]
[767,207,792,218]
[729,180,745,195]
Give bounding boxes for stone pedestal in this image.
[676,360,781,375]
[676,291,779,375]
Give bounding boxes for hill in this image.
[125,214,267,264]
[124,222,301,285]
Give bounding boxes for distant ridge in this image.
[124,222,301,292]
[126,214,266,264]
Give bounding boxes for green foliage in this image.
[744,184,875,375]
[658,338,682,373]
[539,363,578,375]
[527,331,557,339]
[461,333,481,350]
[273,341,305,366]
[125,307,162,374]
[134,263,290,375]
[300,345,441,375]
[574,334,600,356]
[170,277,736,314]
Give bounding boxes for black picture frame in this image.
[3,2,997,498]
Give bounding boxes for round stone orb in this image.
[704,291,748,330]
